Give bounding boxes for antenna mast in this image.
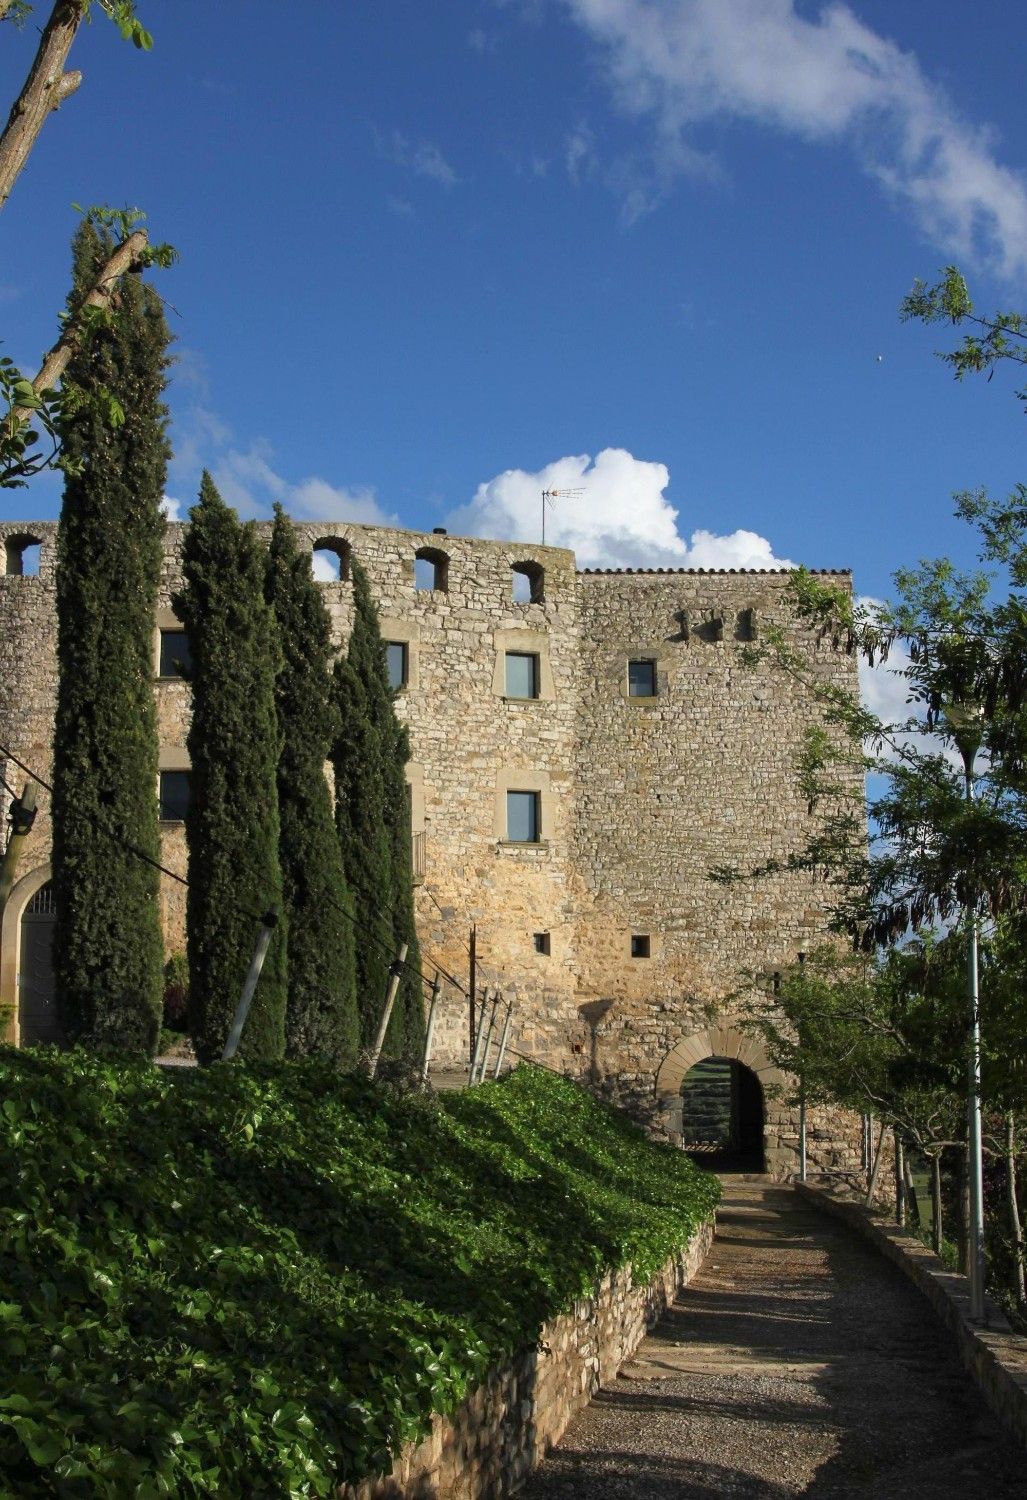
[540,487,584,545]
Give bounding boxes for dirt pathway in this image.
[519,1180,1026,1498]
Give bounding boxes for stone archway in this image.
[655,1024,794,1177]
[0,863,52,1045]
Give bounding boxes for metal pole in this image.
[468,924,477,1068]
[494,1001,513,1078]
[368,943,409,1079]
[469,990,489,1084]
[0,782,37,915]
[222,910,279,1061]
[421,972,441,1087]
[965,749,986,1320]
[475,993,501,1083]
[798,1086,807,1183]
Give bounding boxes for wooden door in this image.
[19,883,63,1046]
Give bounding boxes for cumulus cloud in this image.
[448,447,793,570]
[160,495,184,523]
[212,443,400,529]
[562,0,1027,277]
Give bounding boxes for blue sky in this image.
[2,0,1025,606]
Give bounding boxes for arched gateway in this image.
[655,1024,794,1178]
[0,863,60,1047]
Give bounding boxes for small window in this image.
[628,659,657,697]
[159,630,192,680]
[533,932,551,955]
[630,934,651,959]
[159,770,190,823]
[414,546,449,592]
[511,561,544,604]
[505,652,539,699]
[386,641,408,691]
[4,534,41,576]
[506,790,540,843]
[312,538,351,582]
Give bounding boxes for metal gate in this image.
[19,882,63,1046]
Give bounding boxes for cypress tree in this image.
[332,561,423,1058]
[265,506,359,1063]
[51,219,169,1051]
[173,474,287,1063]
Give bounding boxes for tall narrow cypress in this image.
[51,219,169,1051]
[332,561,423,1058]
[266,506,359,1063]
[173,474,287,1063]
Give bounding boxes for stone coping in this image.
[340,1214,715,1499]
[796,1181,1027,1450]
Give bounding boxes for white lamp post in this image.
[943,697,986,1323]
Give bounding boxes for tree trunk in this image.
[1006,1114,1026,1304]
[931,1151,944,1257]
[0,1,85,211]
[903,1152,921,1228]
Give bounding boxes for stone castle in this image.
[0,518,866,1178]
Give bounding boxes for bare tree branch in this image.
[0,0,86,210]
[6,227,147,438]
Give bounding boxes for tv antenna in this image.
[540,487,584,545]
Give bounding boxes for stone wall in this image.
[0,516,866,1173]
[342,1215,715,1500]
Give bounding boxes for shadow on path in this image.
[519,1179,1025,1498]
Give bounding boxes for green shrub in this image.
[0,1053,718,1497]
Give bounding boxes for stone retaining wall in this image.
[796,1182,1027,1451]
[341,1214,715,1499]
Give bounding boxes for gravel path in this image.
[520,1179,1027,1498]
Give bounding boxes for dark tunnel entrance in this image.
[680,1056,765,1172]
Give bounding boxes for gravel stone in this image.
[520,1179,1027,1498]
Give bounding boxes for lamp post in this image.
[943,698,986,1323]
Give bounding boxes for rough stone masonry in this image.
[0,519,866,1178]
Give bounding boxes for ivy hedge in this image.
[0,1052,719,1497]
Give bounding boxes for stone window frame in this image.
[154,608,191,682]
[510,560,545,604]
[494,767,553,846]
[311,536,352,583]
[157,746,191,825]
[2,532,43,576]
[492,628,555,702]
[381,618,420,692]
[386,641,409,692]
[414,545,449,593]
[618,645,673,704]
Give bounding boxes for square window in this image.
[533,932,551,955]
[159,630,192,680]
[506,790,540,843]
[630,934,651,959]
[505,651,539,699]
[386,641,408,691]
[628,659,657,697]
[159,770,190,823]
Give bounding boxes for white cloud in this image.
[160,495,184,523]
[562,0,1027,278]
[212,444,400,529]
[375,127,459,187]
[448,446,793,569]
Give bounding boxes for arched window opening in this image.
[4,534,42,576]
[511,561,544,604]
[679,1056,765,1171]
[312,537,351,582]
[414,546,449,592]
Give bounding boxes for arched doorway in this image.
[679,1056,765,1170]
[655,1023,791,1177]
[18,881,61,1045]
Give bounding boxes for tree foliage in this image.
[332,562,423,1058]
[173,475,287,1064]
[265,507,359,1064]
[50,217,169,1051]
